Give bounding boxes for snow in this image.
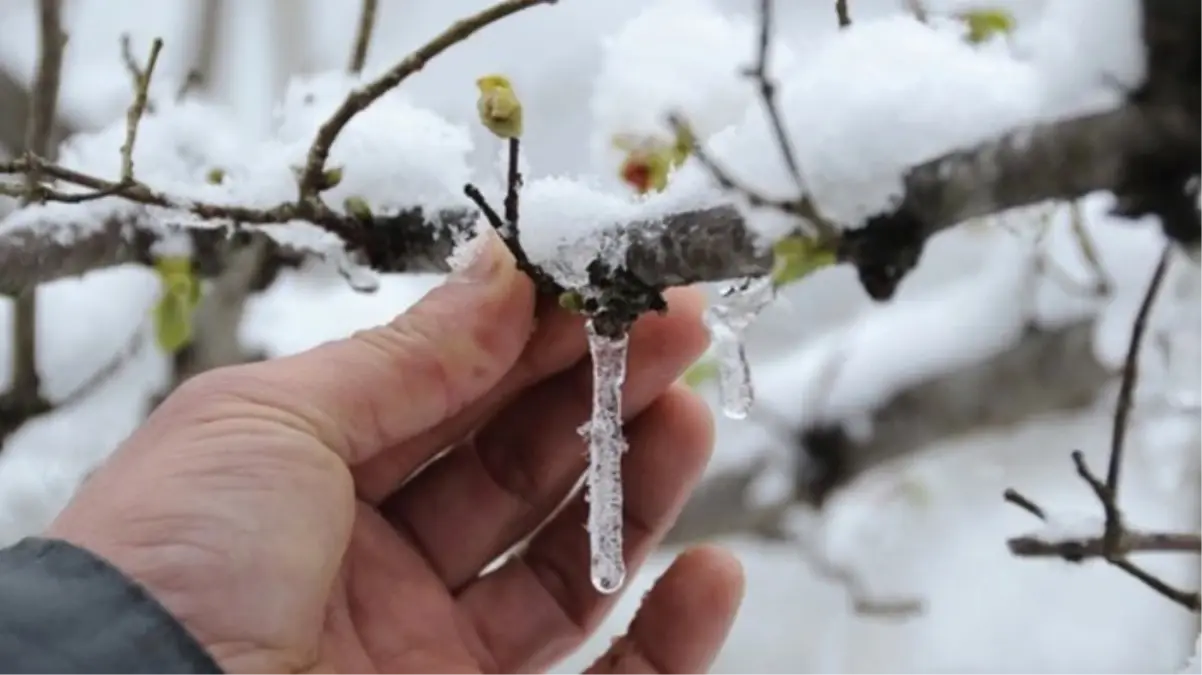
[747,229,1044,429]
[0,0,1196,671]
[587,0,796,189]
[1021,509,1105,542]
[1182,635,1202,674]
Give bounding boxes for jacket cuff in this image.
[0,537,222,673]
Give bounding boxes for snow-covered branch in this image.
[793,317,1112,507]
[661,313,1115,549]
[0,0,1193,310]
[0,99,1186,299]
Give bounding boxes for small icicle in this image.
[333,248,380,293]
[578,319,631,594]
[703,276,775,419]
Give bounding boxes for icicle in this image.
[703,276,775,419]
[578,319,631,594]
[333,248,380,293]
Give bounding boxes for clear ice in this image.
[703,275,775,419]
[579,319,630,595]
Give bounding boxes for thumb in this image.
[235,229,535,464]
[585,546,744,674]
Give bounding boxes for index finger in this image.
[210,231,536,465]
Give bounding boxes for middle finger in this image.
[378,290,708,590]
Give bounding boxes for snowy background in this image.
[0,0,1199,671]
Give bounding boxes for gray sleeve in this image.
[0,537,222,674]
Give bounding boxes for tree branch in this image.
[1004,244,1201,614]
[348,0,378,75]
[0,89,1190,299]
[787,318,1113,507]
[1006,452,1201,613]
[1008,528,1201,560]
[296,0,555,203]
[0,66,73,157]
[0,0,67,441]
[665,317,1119,545]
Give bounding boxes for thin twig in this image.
[22,0,65,200]
[117,36,163,183]
[1066,200,1114,295]
[463,180,557,293]
[178,0,223,101]
[835,0,852,28]
[348,0,379,75]
[672,0,838,244]
[747,0,802,195]
[0,154,359,240]
[1003,488,1046,520]
[7,0,67,428]
[503,137,522,240]
[1003,245,1197,612]
[1105,243,1171,504]
[902,0,929,24]
[1009,529,1201,559]
[742,0,838,241]
[1007,466,1200,612]
[296,0,555,203]
[0,64,74,157]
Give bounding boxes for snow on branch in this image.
[0,100,1187,298]
[0,0,1192,310]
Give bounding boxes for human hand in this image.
[49,232,744,673]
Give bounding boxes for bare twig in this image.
[1066,200,1114,295]
[117,36,163,183]
[0,66,74,157]
[22,0,66,200]
[835,0,852,28]
[348,0,379,75]
[1006,451,1200,612]
[1005,244,1199,613]
[1008,528,1201,560]
[677,0,839,243]
[296,0,555,204]
[902,0,929,24]
[1003,488,1046,520]
[1104,244,1171,518]
[504,137,522,238]
[177,0,224,100]
[2,0,68,442]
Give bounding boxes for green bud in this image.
[343,196,373,221]
[558,290,585,313]
[771,235,837,288]
[681,358,719,389]
[320,166,344,191]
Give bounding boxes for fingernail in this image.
[448,228,506,283]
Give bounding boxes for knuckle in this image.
[353,315,459,421]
